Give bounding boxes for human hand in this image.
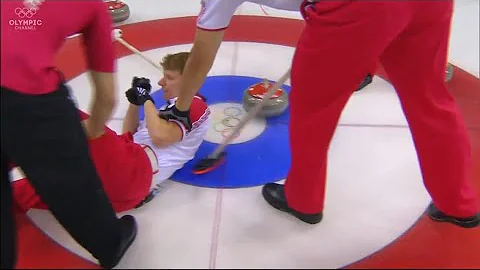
[125,76,154,105]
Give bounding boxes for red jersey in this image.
[1,0,115,94]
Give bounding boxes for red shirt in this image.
[1,0,115,95]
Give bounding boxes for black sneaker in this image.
[427,203,479,229]
[355,74,373,91]
[135,185,162,209]
[262,183,323,224]
[99,215,138,268]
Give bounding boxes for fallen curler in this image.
[111,29,291,176]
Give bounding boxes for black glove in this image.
[134,86,155,105]
[158,104,192,132]
[125,87,140,105]
[125,76,154,105]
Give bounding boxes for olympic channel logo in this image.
[15,7,37,18]
[9,1,43,31]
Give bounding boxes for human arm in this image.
[125,77,183,147]
[144,101,183,148]
[82,1,117,139]
[174,0,244,111]
[122,104,140,134]
[174,28,225,111]
[122,76,156,134]
[85,72,116,139]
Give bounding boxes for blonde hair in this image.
[160,52,190,74]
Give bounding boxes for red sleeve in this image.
[82,1,115,73]
[187,96,210,134]
[190,96,210,124]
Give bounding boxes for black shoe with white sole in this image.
[427,203,479,229]
[262,183,323,224]
[99,215,138,269]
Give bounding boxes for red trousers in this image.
[285,0,479,217]
[11,110,154,213]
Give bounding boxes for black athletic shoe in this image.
[355,74,373,91]
[134,185,162,209]
[99,215,138,269]
[262,183,323,224]
[427,203,480,229]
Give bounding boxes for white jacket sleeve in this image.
[196,0,246,30]
[258,0,303,11]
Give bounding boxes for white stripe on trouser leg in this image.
[9,146,159,194]
[10,167,26,182]
[142,144,160,191]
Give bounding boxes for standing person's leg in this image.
[1,152,16,269]
[10,108,155,214]
[0,84,137,268]
[262,1,412,223]
[378,2,479,227]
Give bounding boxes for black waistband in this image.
[1,82,69,98]
[1,68,67,97]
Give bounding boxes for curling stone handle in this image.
[210,68,291,158]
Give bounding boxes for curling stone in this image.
[242,78,289,117]
[445,62,454,82]
[105,0,130,23]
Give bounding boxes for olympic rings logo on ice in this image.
[15,7,37,18]
[213,107,244,139]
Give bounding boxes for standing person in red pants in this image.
[260,0,479,228]
[164,0,479,229]
[1,0,136,268]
